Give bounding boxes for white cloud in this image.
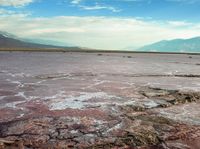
[0,8,30,17]
[71,0,82,4]
[167,21,192,27]
[70,0,121,12]
[0,15,200,50]
[79,4,121,12]
[0,0,34,7]
[0,8,13,15]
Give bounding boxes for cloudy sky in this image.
[0,0,200,50]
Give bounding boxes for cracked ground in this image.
[0,52,200,149]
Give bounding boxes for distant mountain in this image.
[137,37,200,53]
[22,38,74,47]
[0,31,81,50]
[0,31,68,49]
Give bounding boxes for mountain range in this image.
[0,31,78,50]
[137,37,200,53]
[1,31,200,53]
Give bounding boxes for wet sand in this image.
[0,52,200,148]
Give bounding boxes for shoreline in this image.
[0,48,200,55]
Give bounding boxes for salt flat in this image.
[0,52,200,148]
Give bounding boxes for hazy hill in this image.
[0,31,67,49]
[138,37,200,53]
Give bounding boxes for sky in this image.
[0,0,200,50]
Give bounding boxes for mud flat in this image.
[0,51,200,148]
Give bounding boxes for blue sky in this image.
[27,0,200,21]
[0,0,200,50]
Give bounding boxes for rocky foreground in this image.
[0,52,200,149]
